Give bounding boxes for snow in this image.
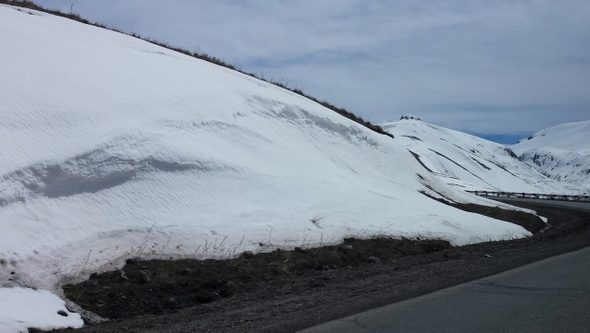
[0,287,83,333]
[381,120,585,194]
[516,120,590,154]
[513,120,590,192]
[0,5,546,329]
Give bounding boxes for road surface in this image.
[301,247,590,333]
[496,197,590,210]
[302,229,590,333]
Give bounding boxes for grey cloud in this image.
[34,0,590,136]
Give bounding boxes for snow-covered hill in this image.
[381,119,584,194]
[0,5,547,331]
[513,120,590,192]
[0,5,536,288]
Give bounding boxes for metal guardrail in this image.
[467,191,590,202]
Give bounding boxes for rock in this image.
[203,278,224,289]
[269,262,290,274]
[125,258,138,265]
[308,278,326,288]
[179,267,192,275]
[89,273,99,280]
[442,251,461,259]
[241,251,254,259]
[57,310,68,317]
[160,282,175,291]
[138,270,150,283]
[85,279,99,288]
[117,270,129,282]
[220,283,236,297]
[367,256,382,264]
[126,269,150,284]
[192,290,221,303]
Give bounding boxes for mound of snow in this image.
[0,6,541,327]
[0,287,83,333]
[381,120,582,194]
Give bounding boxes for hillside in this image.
[0,4,536,288]
[0,4,552,331]
[513,120,590,192]
[381,119,583,194]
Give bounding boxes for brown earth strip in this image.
[62,238,450,320]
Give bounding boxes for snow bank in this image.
[0,287,83,333]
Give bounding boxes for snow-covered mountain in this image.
[513,120,590,191]
[381,119,584,194]
[0,2,538,308]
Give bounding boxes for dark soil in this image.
[450,202,546,233]
[63,238,450,319]
[56,201,590,333]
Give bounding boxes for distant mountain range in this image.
[513,120,590,190]
[382,119,589,195]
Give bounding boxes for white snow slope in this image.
[381,120,584,194]
[0,6,541,330]
[513,120,590,193]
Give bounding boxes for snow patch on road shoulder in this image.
[0,287,83,332]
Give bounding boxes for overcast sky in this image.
[35,0,590,142]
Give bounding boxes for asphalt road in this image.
[297,198,589,333]
[301,239,590,333]
[496,197,590,210]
